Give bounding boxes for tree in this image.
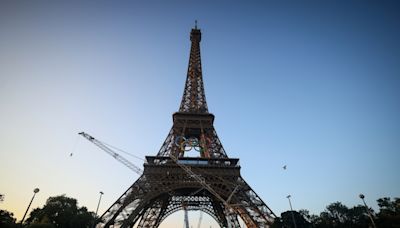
[25,195,95,228]
[314,202,371,228]
[0,209,17,228]
[347,205,370,227]
[377,197,400,216]
[298,209,319,224]
[376,197,400,228]
[326,202,349,224]
[271,210,312,228]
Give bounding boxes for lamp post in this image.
[286,195,297,228]
[20,188,39,225]
[95,191,104,217]
[359,194,377,228]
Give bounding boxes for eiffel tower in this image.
[96,24,276,228]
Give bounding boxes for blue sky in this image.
[0,1,399,227]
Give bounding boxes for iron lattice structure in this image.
[96,26,276,228]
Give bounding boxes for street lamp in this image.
[95,191,104,217]
[359,194,377,228]
[20,188,40,225]
[286,195,297,228]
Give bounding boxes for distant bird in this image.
[283,165,287,170]
[70,153,73,157]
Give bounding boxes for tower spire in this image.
[179,26,209,113]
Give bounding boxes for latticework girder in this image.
[96,25,276,228]
[156,123,228,159]
[179,27,208,113]
[96,157,275,228]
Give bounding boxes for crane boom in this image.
[78,132,143,175]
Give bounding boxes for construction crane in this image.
[78,132,143,175]
[183,203,190,228]
[197,211,203,228]
[79,132,202,226]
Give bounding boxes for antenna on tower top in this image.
[195,20,198,29]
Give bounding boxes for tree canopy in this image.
[272,197,400,228]
[376,197,400,228]
[24,195,95,228]
[1,195,399,227]
[0,209,17,228]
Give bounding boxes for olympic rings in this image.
[175,136,199,151]
[174,135,212,153]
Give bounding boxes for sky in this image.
[0,0,399,227]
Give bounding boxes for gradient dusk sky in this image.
[1,1,399,227]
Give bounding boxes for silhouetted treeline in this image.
[272,197,400,228]
[0,195,399,227]
[0,195,95,228]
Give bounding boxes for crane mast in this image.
[78,132,143,175]
[197,211,203,228]
[183,203,190,228]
